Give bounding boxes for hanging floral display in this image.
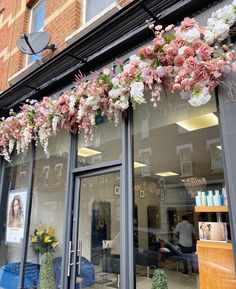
[1,1,236,161]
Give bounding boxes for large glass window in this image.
[27,0,46,64]
[0,151,32,289]
[23,130,69,289]
[85,0,114,22]
[133,91,230,289]
[77,116,122,167]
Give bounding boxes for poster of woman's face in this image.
[6,190,27,244]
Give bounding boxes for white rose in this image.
[182,27,200,43]
[212,20,229,41]
[204,29,215,45]
[214,5,235,26]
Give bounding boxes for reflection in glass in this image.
[133,92,229,289]
[23,130,69,289]
[77,116,122,167]
[0,151,31,289]
[76,172,120,288]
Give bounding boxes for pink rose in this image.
[181,17,197,30]
[172,83,181,91]
[192,39,203,51]
[173,37,186,48]
[226,52,233,61]
[145,45,154,56]
[184,47,195,58]
[165,24,174,32]
[181,78,191,90]
[155,25,163,31]
[61,105,68,114]
[197,44,213,60]
[185,56,197,69]
[174,55,185,67]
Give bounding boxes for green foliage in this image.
[38,252,56,289]
[151,269,168,289]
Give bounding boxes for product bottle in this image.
[207,191,213,206]
[195,191,202,206]
[220,191,225,206]
[213,190,220,206]
[222,187,228,206]
[201,191,207,206]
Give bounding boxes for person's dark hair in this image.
[182,215,188,221]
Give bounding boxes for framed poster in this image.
[6,189,27,244]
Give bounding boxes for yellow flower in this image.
[36,230,44,236]
[52,241,59,248]
[47,227,55,237]
[44,236,52,243]
[31,236,37,243]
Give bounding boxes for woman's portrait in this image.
[8,194,24,228]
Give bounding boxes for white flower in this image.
[188,87,211,107]
[178,46,186,55]
[52,116,59,133]
[213,5,235,26]
[130,82,146,104]
[204,29,215,45]
[212,20,229,41]
[182,27,200,43]
[130,55,141,63]
[108,88,122,99]
[9,139,15,154]
[111,77,120,87]
[69,95,76,113]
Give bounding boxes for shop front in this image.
[0,1,236,289]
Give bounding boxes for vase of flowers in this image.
[31,223,59,289]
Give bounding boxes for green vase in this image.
[151,269,168,289]
[38,252,56,289]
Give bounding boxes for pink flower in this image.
[172,83,181,91]
[181,78,191,90]
[155,25,163,31]
[231,61,236,71]
[192,39,203,51]
[185,56,197,69]
[153,37,165,47]
[61,105,69,114]
[197,44,213,60]
[181,17,197,30]
[184,47,195,58]
[174,55,185,67]
[137,47,145,57]
[145,45,154,56]
[165,24,174,32]
[164,44,176,57]
[226,52,233,61]
[173,37,186,48]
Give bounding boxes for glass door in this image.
[68,169,121,289]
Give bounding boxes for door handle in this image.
[67,240,82,276]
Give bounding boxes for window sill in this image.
[8,60,42,86]
[65,2,122,46]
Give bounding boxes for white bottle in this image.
[213,190,220,206]
[195,191,202,206]
[207,191,213,206]
[201,191,207,206]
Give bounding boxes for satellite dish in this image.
[16,32,56,55]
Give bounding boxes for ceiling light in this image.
[217,145,222,150]
[156,171,179,177]
[176,113,218,131]
[77,147,101,157]
[134,162,147,168]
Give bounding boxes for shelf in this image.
[194,206,228,213]
[197,240,232,250]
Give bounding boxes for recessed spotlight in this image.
[176,113,218,131]
[156,171,179,177]
[134,162,147,169]
[77,147,101,157]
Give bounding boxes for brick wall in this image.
[0,0,132,92]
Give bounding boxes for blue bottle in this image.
[220,191,225,206]
[207,191,213,206]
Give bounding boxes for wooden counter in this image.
[197,241,236,289]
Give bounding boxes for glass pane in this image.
[0,151,32,289]
[23,130,69,289]
[76,172,120,288]
[76,117,122,167]
[86,0,114,21]
[31,0,46,32]
[133,91,229,288]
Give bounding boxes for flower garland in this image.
[1,1,236,161]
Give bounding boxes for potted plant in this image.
[151,269,168,289]
[31,223,59,289]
